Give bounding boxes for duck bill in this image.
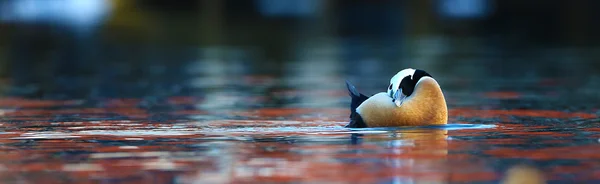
[393,90,407,107]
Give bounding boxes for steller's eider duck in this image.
[345,68,448,128]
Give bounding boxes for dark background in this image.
[0,0,598,100]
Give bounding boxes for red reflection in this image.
[0,98,80,108]
[5,108,149,119]
[486,145,600,160]
[167,96,203,105]
[232,108,349,121]
[483,91,521,99]
[450,108,596,119]
[103,98,141,108]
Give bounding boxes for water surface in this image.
[0,63,598,183]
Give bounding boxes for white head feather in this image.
[387,68,416,97]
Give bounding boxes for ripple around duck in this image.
[48,121,496,138]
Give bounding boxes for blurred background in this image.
[0,0,598,101]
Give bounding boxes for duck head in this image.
[387,68,434,107]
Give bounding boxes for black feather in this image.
[413,69,432,83]
[346,112,367,128]
[398,69,432,97]
[345,80,369,128]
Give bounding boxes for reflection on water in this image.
[501,165,546,184]
[0,91,596,183]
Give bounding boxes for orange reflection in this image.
[178,129,458,183]
[500,165,546,184]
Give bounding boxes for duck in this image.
[345,68,448,128]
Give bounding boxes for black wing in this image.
[346,111,367,128]
[345,80,369,128]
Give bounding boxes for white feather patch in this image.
[388,68,416,97]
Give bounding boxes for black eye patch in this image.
[397,69,432,97]
[388,84,393,90]
[398,76,414,96]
